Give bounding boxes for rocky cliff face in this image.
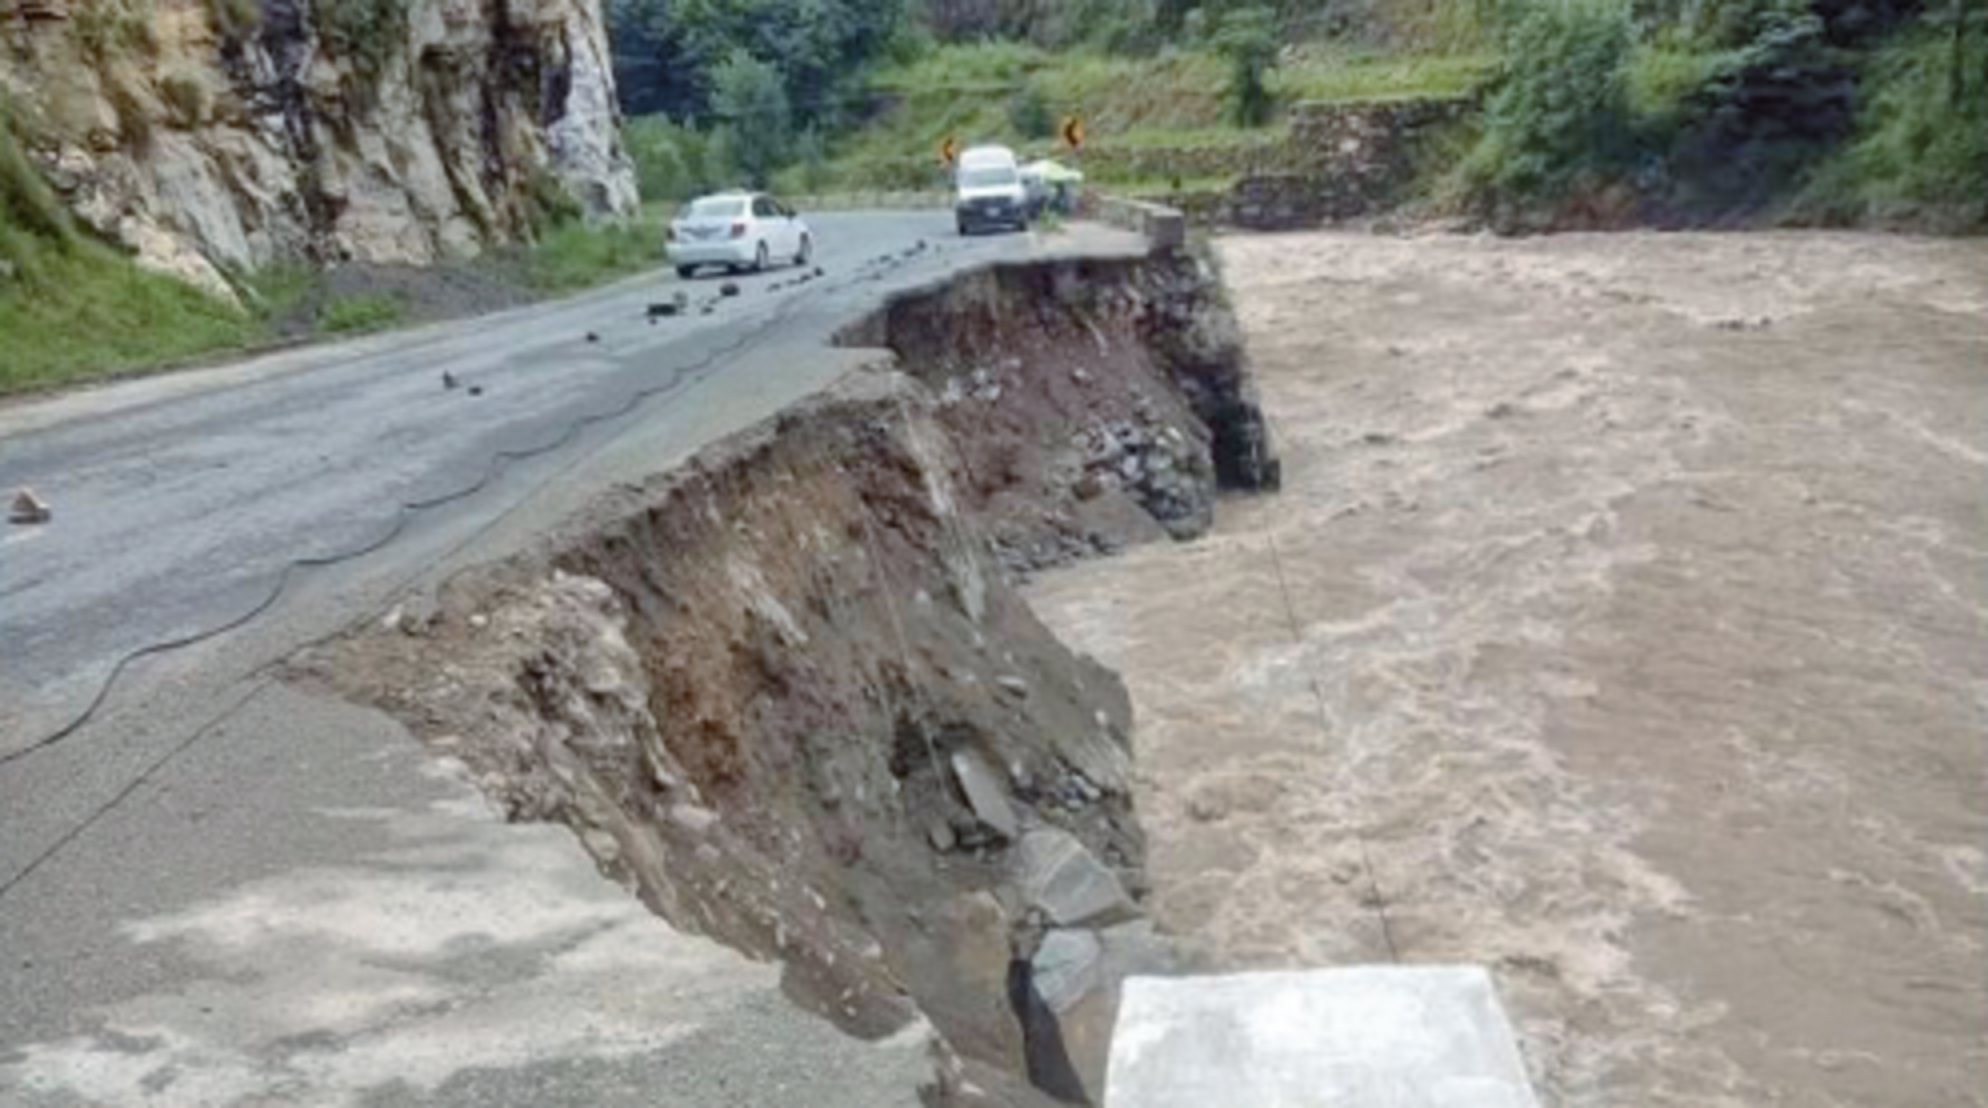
[0,0,637,299]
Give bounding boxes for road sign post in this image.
[1059,116,1084,213]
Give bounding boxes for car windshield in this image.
[682,197,746,219]
[960,167,1017,189]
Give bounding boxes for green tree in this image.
[702,122,742,190]
[709,49,794,186]
[610,0,909,126]
[1463,0,1634,197]
[624,115,701,201]
[1214,6,1280,127]
[795,126,831,193]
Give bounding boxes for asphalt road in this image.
[1,213,1000,745]
[0,212,1147,1106]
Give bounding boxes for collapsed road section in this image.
[301,247,1279,1104]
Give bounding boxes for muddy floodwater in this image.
[1028,231,1988,1106]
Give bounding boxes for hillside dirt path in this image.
[1028,230,1988,1106]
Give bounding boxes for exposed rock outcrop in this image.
[0,0,636,300]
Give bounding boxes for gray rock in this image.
[996,675,1030,698]
[9,488,52,525]
[927,820,957,853]
[1031,928,1102,1013]
[950,750,1019,842]
[1014,829,1137,928]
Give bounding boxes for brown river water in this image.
[1028,230,1988,1106]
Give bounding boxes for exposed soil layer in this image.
[839,253,1280,575]
[1027,230,1988,1107]
[303,248,1276,1103]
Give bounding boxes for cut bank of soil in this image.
[300,247,1278,1104]
[1026,229,1988,1107]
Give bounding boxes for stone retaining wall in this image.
[1097,96,1475,230]
[1087,195,1189,252]
[1079,137,1294,183]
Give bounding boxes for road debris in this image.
[10,488,52,525]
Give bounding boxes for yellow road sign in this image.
[1061,116,1085,150]
[939,135,959,166]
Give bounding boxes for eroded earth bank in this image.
[304,249,1277,1105]
[1026,231,1988,1107]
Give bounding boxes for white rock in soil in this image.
[950,750,1019,842]
[668,803,721,835]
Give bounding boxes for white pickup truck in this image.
[953,145,1029,235]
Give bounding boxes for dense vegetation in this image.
[1460,0,1986,226]
[611,0,1985,228]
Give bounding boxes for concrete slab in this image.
[0,685,934,1107]
[1104,967,1540,1108]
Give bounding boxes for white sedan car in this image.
[667,191,814,278]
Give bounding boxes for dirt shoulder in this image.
[1027,229,1988,1106]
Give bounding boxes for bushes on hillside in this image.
[1215,6,1282,127]
[1460,0,1635,201]
[1,112,72,255]
[71,0,159,65]
[314,0,409,80]
[1008,82,1057,139]
[1799,17,1988,226]
[710,50,794,187]
[625,116,700,201]
[1452,0,1971,224]
[1656,0,1856,210]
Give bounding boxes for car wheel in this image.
[794,234,812,266]
[754,241,770,272]
[676,264,696,279]
[957,219,970,237]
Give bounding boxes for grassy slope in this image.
[4,107,257,393]
[806,43,1494,193]
[816,16,1981,231]
[0,237,260,392]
